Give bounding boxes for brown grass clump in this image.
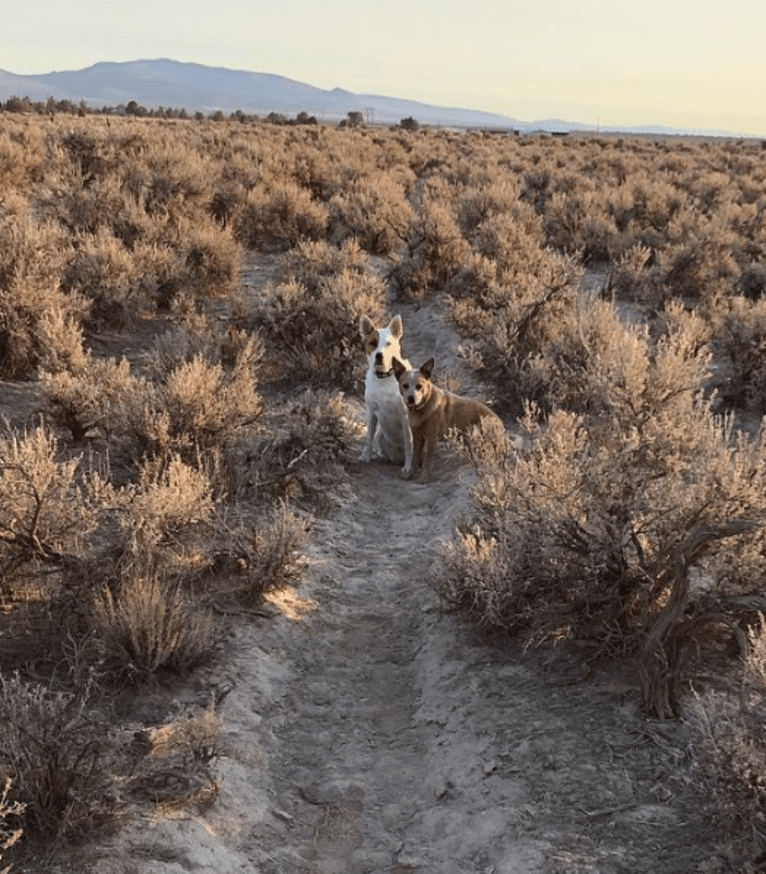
[128,704,222,811]
[92,574,215,684]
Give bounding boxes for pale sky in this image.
[4,0,766,135]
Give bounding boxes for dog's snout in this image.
[375,351,383,363]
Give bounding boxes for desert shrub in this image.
[236,390,360,507]
[739,262,766,301]
[621,176,688,251]
[542,171,692,262]
[0,285,87,380]
[140,140,212,218]
[469,207,548,276]
[209,184,244,231]
[40,174,136,238]
[0,191,30,225]
[456,179,521,238]
[608,242,657,302]
[233,180,329,250]
[0,670,220,849]
[390,195,470,297]
[659,217,743,301]
[0,215,86,378]
[161,350,259,446]
[543,187,620,260]
[231,269,386,390]
[0,426,97,590]
[62,226,148,328]
[434,314,766,694]
[40,355,135,441]
[0,672,124,843]
[145,315,263,376]
[289,138,346,202]
[153,216,244,302]
[117,339,261,468]
[60,128,122,187]
[688,616,766,867]
[35,307,89,374]
[0,119,45,190]
[61,219,241,326]
[449,248,582,414]
[91,574,214,683]
[328,170,415,255]
[278,237,368,289]
[707,294,766,412]
[527,296,711,417]
[225,501,311,605]
[127,704,222,809]
[111,455,215,573]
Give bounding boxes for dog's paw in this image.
[359,448,372,463]
[400,466,414,480]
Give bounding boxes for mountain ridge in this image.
[0,58,752,137]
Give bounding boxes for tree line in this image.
[1,95,420,130]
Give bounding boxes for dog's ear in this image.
[392,357,407,381]
[389,315,404,339]
[420,357,435,381]
[359,314,373,338]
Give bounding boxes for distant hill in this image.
[0,69,71,103]
[0,58,524,129]
[0,58,753,137]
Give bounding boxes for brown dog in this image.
[392,357,503,480]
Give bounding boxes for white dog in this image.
[359,314,414,476]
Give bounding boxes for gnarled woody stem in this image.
[639,519,761,719]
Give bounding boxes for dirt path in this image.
[87,303,714,874]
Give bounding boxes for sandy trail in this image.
[87,302,712,874]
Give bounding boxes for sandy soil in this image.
[64,300,716,874]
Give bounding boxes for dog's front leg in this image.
[400,414,415,478]
[417,437,436,482]
[360,410,377,462]
[404,431,426,480]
